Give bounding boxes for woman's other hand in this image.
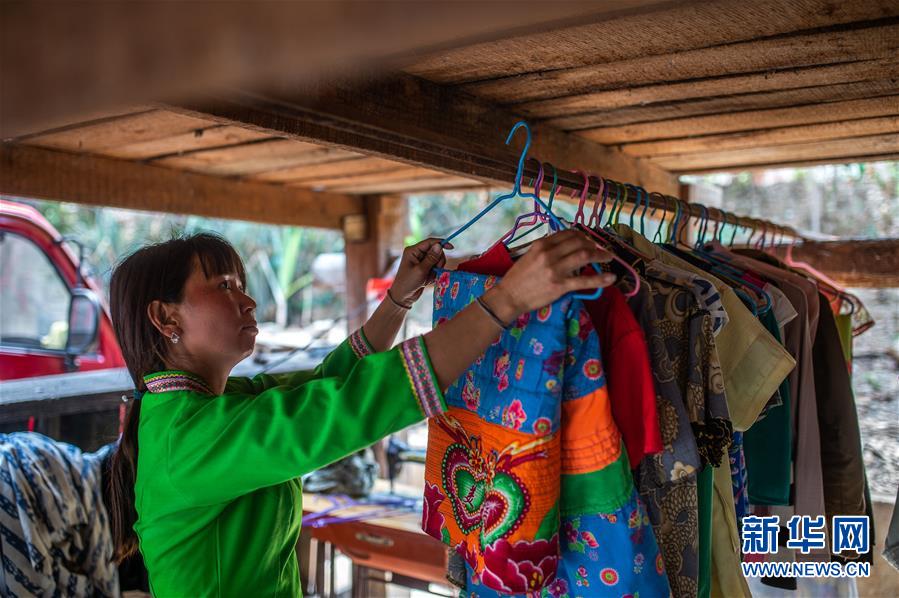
[483,230,616,324]
[389,238,452,307]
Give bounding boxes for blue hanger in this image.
[442,121,603,301]
[441,122,562,247]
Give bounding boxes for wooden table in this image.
[302,486,450,597]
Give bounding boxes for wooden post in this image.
[343,195,408,333]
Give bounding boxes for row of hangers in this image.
[441,121,863,317]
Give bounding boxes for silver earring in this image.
[170,332,180,344]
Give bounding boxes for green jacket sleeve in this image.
[165,334,444,506]
[224,328,376,394]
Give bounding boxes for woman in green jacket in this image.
[107,230,613,597]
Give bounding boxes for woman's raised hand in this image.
[389,238,452,307]
[483,230,616,324]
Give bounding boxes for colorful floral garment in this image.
[425,264,669,596]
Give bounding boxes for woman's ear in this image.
[147,300,181,341]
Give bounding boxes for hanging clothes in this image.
[583,285,663,467]
[424,250,668,596]
[627,279,703,598]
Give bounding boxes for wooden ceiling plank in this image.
[167,72,679,197]
[622,115,899,157]
[328,176,483,195]
[152,138,359,176]
[102,125,273,160]
[549,79,899,131]
[253,156,403,183]
[652,133,899,171]
[519,57,899,118]
[407,0,899,83]
[0,144,362,229]
[290,167,438,189]
[24,109,217,153]
[468,20,899,104]
[580,96,899,144]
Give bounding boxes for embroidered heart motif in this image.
[479,472,527,546]
[442,442,529,547]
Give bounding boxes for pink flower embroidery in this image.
[501,399,527,430]
[493,351,511,383]
[529,338,544,355]
[480,535,559,595]
[421,482,447,541]
[577,308,594,341]
[497,375,510,393]
[513,312,531,330]
[462,371,481,411]
[532,417,552,436]
[582,358,603,380]
[546,578,569,598]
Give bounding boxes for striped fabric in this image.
[348,328,374,359]
[399,336,443,418]
[0,433,118,597]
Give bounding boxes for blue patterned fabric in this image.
[0,433,118,597]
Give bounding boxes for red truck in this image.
[0,199,125,380]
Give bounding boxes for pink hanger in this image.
[571,169,591,226]
[587,175,606,228]
[492,158,552,248]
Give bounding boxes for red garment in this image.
[457,243,662,467]
[584,287,662,467]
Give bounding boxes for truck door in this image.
[0,230,74,379]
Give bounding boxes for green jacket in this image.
[134,330,444,597]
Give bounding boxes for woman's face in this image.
[173,256,258,367]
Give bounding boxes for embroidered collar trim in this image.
[143,370,215,395]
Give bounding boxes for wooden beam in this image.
[772,239,899,288]
[550,79,898,132]
[0,144,362,229]
[167,73,679,198]
[651,133,899,172]
[581,96,899,144]
[468,19,899,105]
[622,116,899,157]
[408,0,899,84]
[0,1,640,138]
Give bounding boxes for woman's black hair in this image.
[107,233,246,561]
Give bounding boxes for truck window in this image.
[0,232,71,351]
